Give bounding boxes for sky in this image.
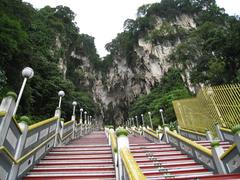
[23,0,240,57]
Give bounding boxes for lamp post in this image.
[135,116,139,127]
[159,109,165,125]
[13,67,34,116]
[89,115,92,125]
[148,112,153,129]
[141,114,145,127]
[58,90,65,109]
[72,101,77,121]
[84,111,87,124]
[80,108,83,124]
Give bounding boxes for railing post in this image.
[232,125,240,152]
[116,128,129,180]
[72,121,76,139]
[163,125,169,143]
[206,129,213,141]
[215,123,224,141]
[211,141,227,174]
[0,95,16,146]
[54,107,61,146]
[9,122,28,180]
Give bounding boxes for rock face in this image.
[60,15,196,125]
[91,15,196,125]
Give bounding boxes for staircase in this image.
[24,131,115,179]
[129,134,240,180]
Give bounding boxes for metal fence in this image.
[173,84,240,135]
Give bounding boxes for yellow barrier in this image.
[109,130,117,153]
[29,117,58,131]
[167,131,212,156]
[120,146,146,180]
[173,84,240,135]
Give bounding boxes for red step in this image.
[24,131,116,179]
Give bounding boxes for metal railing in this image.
[173,84,240,135]
[0,95,94,180]
[120,146,146,180]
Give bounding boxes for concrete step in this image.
[52,147,111,152]
[144,168,211,178]
[130,144,172,149]
[146,171,214,179]
[133,151,183,158]
[135,154,190,162]
[43,155,113,160]
[24,172,115,179]
[131,147,177,153]
[139,161,200,169]
[48,151,112,155]
[39,159,113,164]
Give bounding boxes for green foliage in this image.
[211,140,220,148]
[0,0,99,123]
[116,127,128,137]
[6,91,17,99]
[19,115,33,125]
[231,124,240,135]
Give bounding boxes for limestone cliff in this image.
[91,14,196,125]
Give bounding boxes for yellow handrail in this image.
[109,130,117,153]
[220,127,232,133]
[17,134,56,163]
[167,131,212,156]
[0,133,56,164]
[144,128,159,139]
[29,117,58,131]
[220,144,237,160]
[0,146,17,163]
[180,128,206,136]
[62,132,73,141]
[147,127,156,133]
[64,120,74,126]
[120,146,146,180]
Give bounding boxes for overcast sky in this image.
[23,0,240,57]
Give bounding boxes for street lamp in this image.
[84,111,87,124]
[159,109,165,125]
[58,90,65,108]
[13,67,34,116]
[80,108,83,123]
[72,101,77,120]
[141,114,145,127]
[135,116,139,127]
[72,101,77,115]
[148,112,153,129]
